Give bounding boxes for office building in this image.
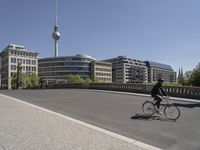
[38,54,95,84]
[145,61,176,83]
[104,56,148,84]
[38,55,113,84]
[91,61,112,83]
[0,44,39,89]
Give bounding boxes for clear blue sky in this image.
[1,0,200,73]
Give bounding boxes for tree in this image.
[85,78,92,83]
[29,73,40,87]
[93,77,103,83]
[11,73,40,89]
[177,71,193,86]
[11,73,17,89]
[188,63,200,86]
[67,74,85,83]
[21,73,28,88]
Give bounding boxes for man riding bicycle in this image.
[151,79,167,114]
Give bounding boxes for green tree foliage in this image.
[93,77,103,83]
[11,73,17,89]
[67,74,85,83]
[188,63,200,86]
[85,78,92,83]
[22,73,28,88]
[66,75,95,83]
[29,73,40,87]
[11,73,40,89]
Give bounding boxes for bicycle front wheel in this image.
[164,105,180,120]
[142,101,156,116]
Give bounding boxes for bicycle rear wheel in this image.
[164,104,180,120]
[142,101,156,116]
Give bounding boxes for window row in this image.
[95,73,112,77]
[39,62,90,67]
[95,68,112,72]
[10,65,36,72]
[11,58,36,65]
[10,50,37,57]
[39,67,90,72]
[39,72,90,77]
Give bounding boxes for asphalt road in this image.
[0,89,200,150]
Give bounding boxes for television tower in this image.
[52,0,60,57]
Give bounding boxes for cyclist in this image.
[151,79,167,114]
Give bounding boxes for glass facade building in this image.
[38,54,96,83]
[145,61,176,83]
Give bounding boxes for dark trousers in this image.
[153,95,162,109]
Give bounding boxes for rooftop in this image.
[146,61,174,71]
[0,44,38,55]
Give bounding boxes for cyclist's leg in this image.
[154,95,162,109]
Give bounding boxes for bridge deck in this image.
[0,89,200,150]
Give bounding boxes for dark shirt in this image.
[151,83,166,97]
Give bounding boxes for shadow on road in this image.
[174,103,200,108]
[131,114,176,122]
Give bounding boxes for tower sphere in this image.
[52,31,60,40]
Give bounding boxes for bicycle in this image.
[142,96,180,120]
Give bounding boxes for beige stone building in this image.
[0,44,39,89]
[91,61,112,83]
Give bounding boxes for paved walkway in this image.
[0,94,161,150]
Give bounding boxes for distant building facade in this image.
[0,44,39,89]
[38,55,112,84]
[0,44,177,88]
[104,56,148,84]
[145,61,176,83]
[38,54,95,83]
[91,61,112,83]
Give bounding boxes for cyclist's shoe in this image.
[155,109,163,115]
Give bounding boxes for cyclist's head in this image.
[158,79,164,84]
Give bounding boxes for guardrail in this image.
[43,83,200,100]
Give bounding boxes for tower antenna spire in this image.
[55,0,58,25]
[52,0,60,57]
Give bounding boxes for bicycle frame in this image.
[151,96,171,113]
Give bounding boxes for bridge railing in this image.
[44,83,200,100]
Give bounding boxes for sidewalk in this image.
[0,94,161,150]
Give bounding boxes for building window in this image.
[11,58,16,63]
[26,59,31,64]
[11,72,16,77]
[32,60,36,65]
[17,58,22,63]
[26,66,31,71]
[11,65,16,70]
[32,67,36,71]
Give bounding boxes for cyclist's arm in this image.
[160,88,167,96]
